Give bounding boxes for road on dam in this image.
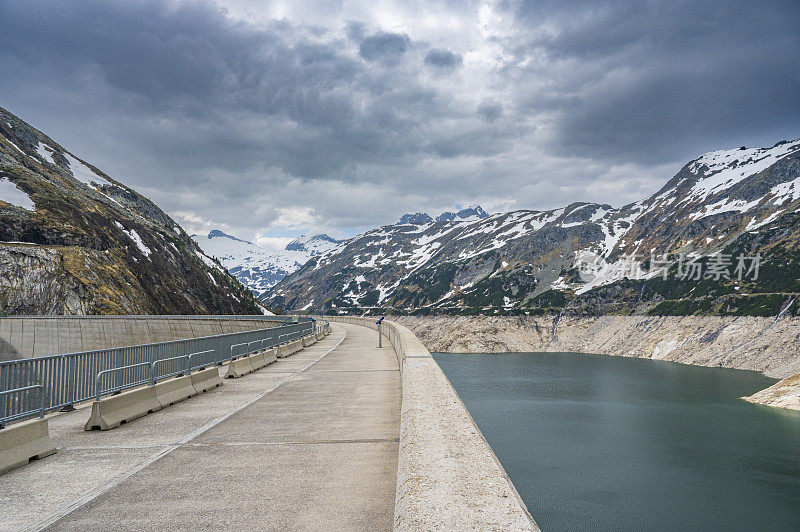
[0,323,400,531]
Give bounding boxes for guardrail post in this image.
[61,354,75,412]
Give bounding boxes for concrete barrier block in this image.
[84,385,162,431]
[302,335,317,347]
[289,339,303,354]
[315,332,324,341]
[263,348,277,366]
[225,356,255,378]
[191,367,223,394]
[0,418,57,475]
[155,374,196,408]
[249,352,266,370]
[277,343,293,358]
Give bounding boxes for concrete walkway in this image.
[0,323,400,531]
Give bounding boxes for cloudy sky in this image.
[1,0,798,248]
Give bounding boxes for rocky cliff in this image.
[0,106,261,315]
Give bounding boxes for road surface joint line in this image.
[303,369,399,373]
[29,328,348,532]
[60,438,399,450]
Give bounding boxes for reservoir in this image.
[434,351,800,531]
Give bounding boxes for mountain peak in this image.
[436,205,489,223]
[398,212,434,225]
[285,233,342,253]
[206,229,252,244]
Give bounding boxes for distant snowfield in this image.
[192,231,341,296]
[0,176,35,210]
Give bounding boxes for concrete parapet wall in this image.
[0,316,281,361]
[321,316,537,531]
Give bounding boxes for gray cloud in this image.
[0,0,797,241]
[358,31,410,63]
[424,48,462,69]
[506,0,800,164]
[478,101,503,123]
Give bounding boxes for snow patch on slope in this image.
[65,153,112,188]
[687,141,800,201]
[36,143,57,165]
[115,221,152,258]
[0,176,35,210]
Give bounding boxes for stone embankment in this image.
[396,315,800,411]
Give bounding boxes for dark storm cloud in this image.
[0,0,797,238]
[424,49,462,69]
[506,0,800,163]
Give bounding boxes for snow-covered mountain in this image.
[191,230,342,298]
[267,140,800,316]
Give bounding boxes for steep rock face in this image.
[268,141,800,316]
[0,106,261,315]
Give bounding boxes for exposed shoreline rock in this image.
[744,374,800,411]
[395,315,800,410]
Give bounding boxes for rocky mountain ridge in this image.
[191,230,342,298]
[267,139,800,317]
[0,106,262,315]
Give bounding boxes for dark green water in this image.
[434,352,800,532]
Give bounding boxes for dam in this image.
[0,316,535,531]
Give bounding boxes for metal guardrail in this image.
[0,317,320,426]
[0,384,45,428]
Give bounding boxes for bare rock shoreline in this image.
[395,315,800,411]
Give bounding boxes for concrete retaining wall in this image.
[0,316,281,361]
[322,316,537,531]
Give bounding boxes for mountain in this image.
[398,212,434,225]
[191,230,342,298]
[0,106,262,315]
[397,206,489,225]
[436,206,489,223]
[266,140,800,317]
